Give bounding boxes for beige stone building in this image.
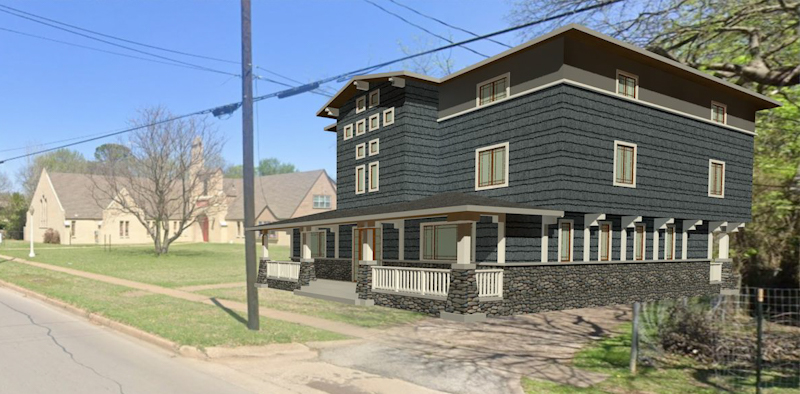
[25,168,336,246]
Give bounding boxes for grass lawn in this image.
[0,259,345,348]
[522,323,799,394]
[198,286,426,329]
[0,240,289,288]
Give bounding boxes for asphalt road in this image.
[0,286,255,394]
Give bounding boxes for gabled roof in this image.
[49,172,113,219]
[225,170,332,221]
[317,24,780,119]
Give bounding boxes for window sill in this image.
[612,182,636,188]
[708,194,725,199]
[475,183,509,191]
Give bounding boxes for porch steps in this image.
[294,279,361,305]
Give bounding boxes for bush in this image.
[43,228,60,244]
[659,304,719,362]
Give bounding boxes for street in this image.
[0,286,255,394]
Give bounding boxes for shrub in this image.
[659,304,719,362]
[43,228,60,244]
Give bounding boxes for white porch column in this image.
[707,221,727,260]
[301,230,312,260]
[456,222,472,264]
[620,216,642,261]
[495,214,506,264]
[289,231,294,258]
[261,232,269,260]
[541,216,559,262]
[718,222,743,260]
[362,229,374,261]
[682,220,702,260]
[28,209,35,258]
[652,218,674,260]
[583,214,606,261]
[332,227,339,259]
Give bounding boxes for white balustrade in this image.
[372,266,450,297]
[710,262,722,283]
[476,269,504,298]
[266,261,300,281]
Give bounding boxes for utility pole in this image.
[241,0,259,331]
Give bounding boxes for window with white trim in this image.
[369,113,380,131]
[477,74,509,106]
[383,107,395,126]
[355,143,366,160]
[303,230,326,258]
[711,101,726,124]
[343,124,353,140]
[356,119,366,136]
[475,142,509,190]
[613,141,637,187]
[421,223,458,260]
[369,90,380,108]
[709,160,725,198]
[558,220,573,262]
[356,96,366,114]
[368,139,379,156]
[634,224,645,261]
[665,225,675,260]
[313,195,331,209]
[368,162,379,192]
[616,70,638,99]
[599,222,611,261]
[355,165,366,194]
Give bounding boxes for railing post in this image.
[756,288,763,394]
[422,270,427,295]
[394,268,399,292]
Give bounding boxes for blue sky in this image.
[0,0,532,189]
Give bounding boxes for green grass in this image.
[0,259,345,347]
[523,323,799,394]
[198,286,427,329]
[0,240,289,288]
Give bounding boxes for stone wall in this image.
[372,292,447,316]
[719,259,739,291]
[356,263,373,300]
[267,278,299,291]
[299,259,315,286]
[445,267,480,315]
[314,259,352,281]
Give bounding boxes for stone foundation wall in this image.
[372,292,447,316]
[719,260,739,290]
[267,278,299,291]
[356,263,373,300]
[299,260,315,286]
[445,268,480,315]
[314,259,352,281]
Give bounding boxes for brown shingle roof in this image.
[225,170,329,221]
[48,172,114,219]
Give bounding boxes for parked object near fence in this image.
[372,266,450,297]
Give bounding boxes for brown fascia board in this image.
[316,24,779,121]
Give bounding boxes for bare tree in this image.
[0,172,11,195]
[91,107,225,255]
[398,35,457,77]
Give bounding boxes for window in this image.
[356,96,366,114]
[369,113,380,131]
[559,220,573,262]
[369,90,380,108]
[665,225,675,260]
[383,107,395,126]
[355,143,366,160]
[356,119,366,136]
[599,222,611,261]
[355,165,366,194]
[477,74,509,106]
[343,124,353,140]
[613,141,637,187]
[39,196,47,227]
[634,224,645,261]
[475,142,509,190]
[709,160,725,198]
[125,221,129,238]
[70,221,76,237]
[368,162,379,192]
[616,71,638,99]
[711,101,726,124]
[368,139,379,156]
[422,223,458,260]
[313,195,331,209]
[119,221,129,238]
[304,230,326,258]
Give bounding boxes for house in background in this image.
[25,167,335,246]
[252,24,779,321]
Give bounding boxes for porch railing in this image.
[266,261,300,281]
[476,269,504,298]
[710,261,723,283]
[372,266,450,297]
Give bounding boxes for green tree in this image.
[0,193,28,238]
[256,158,297,176]
[224,164,244,178]
[94,143,131,163]
[16,148,88,198]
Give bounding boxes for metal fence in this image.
[637,287,799,393]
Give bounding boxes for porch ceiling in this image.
[247,192,563,231]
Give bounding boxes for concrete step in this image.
[295,279,360,305]
[305,279,356,291]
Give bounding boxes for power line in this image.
[386,0,512,49]
[362,0,490,58]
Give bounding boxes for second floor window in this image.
[711,102,726,124]
[617,71,638,99]
[478,75,508,106]
[369,139,379,156]
[475,142,509,190]
[368,162,380,192]
[313,195,331,209]
[614,141,637,187]
[709,160,725,198]
[356,119,366,136]
[356,143,366,160]
[343,124,353,140]
[355,165,366,194]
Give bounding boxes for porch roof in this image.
[247,192,564,231]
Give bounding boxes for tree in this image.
[398,35,457,77]
[0,193,27,238]
[0,172,11,195]
[256,158,297,176]
[91,107,225,255]
[94,143,131,162]
[224,164,244,178]
[16,148,88,199]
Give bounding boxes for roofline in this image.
[247,204,564,231]
[286,170,332,219]
[41,169,66,214]
[316,24,779,120]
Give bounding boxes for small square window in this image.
[369,90,380,108]
[709,160,725,198]
[369,114,380,131]
[313,195,331,209]
[616,71,638,99]
[343,124,353,140]
[383,107,395,126]
[355,143,366,160]
[475,142,509,190]
[368,139,379,156]
[711,101,726,124]
[356,119,366,136]
[476,74,509,106]
[368,162,379,192]
[613,141,637,188]
[356,96,366,114]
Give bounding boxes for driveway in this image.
[315,306,630,394]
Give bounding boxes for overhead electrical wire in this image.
[0,0,622,165]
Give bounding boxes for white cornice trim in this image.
[437,78,757,137]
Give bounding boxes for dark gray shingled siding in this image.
[326,228,335,258]
[292,228,300,257]
[475,217,497,262]
[383,223,399,260]
[687,222,709,259]
[338,224,354,259]
[505,214,541,263]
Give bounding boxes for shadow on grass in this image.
[210,297,248,326]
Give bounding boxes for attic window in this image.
[369,90,380,108]
[356,96,366,114]
[711,102,726,124]
[477,74,509,106]
[616,70,638,99]
[313,195,331,209]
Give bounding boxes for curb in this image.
[0,278,208,360]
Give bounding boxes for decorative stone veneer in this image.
[356,262,374,300]
[298,259,315,286]
[445,267,480,315]
[266,278,299,291]
[314,259,352,281]
[719,259,739,291]
[372,292,447,316]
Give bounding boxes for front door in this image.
[352,227,381,282]
[200,216,209,242]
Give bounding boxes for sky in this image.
[0,0,533,190]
